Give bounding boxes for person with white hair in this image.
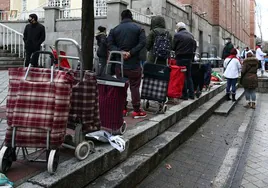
[240,50,259,109]
[173,22,197,100]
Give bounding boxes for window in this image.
[48,0,70,8]
[22,0,27,11]
[94,0,107,17]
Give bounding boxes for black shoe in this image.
[226,93,231,101]
[232,94,236,102]
[180,96,188,100]
[189,96,195,100]
[195,92,201,98]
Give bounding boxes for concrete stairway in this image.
[18,83,230,188]
[0,49,24,70]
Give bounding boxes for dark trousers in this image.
[176,58,194,98]
[25,48,40,67]
[98,57,107,76]
[116,67,142,112]
[226,78,237,94]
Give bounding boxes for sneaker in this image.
[132,110,147,119]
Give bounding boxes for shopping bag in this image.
[167,65,186,98]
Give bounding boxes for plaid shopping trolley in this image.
[141,62,170,113]
[1,51,74,174]
[55,38,98,161]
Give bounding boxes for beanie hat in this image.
[176,22,186,30]
[29,13,38,21]
[230,48,237,55]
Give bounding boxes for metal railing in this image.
[59,8,81,19]
[0,23,25,58]
[0,23,46,66]
[130,9,151,25]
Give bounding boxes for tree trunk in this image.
[81,0,94,70]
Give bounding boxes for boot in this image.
[226,93,231,101]
[232,93,236,102]
[251,102,256,109]
[244,101,251,108]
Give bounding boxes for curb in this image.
[213,107,255,187]
[214,88,245,116]
[18,84,226,188]
[87,89,228,188]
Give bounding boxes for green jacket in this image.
[146,16,172,65]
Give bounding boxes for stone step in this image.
[0,57,24,61]
[214,88,244,116]
[0,53,19,57]
[87,89,227,188]
[18,83,227,188]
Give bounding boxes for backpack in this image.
[152,30,171,62]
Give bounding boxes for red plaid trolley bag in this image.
[167,65,186,98]
[1,51,74,174]
[97,51,128,135]
[54,38,98,161]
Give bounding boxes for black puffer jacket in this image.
[173,28,196,59]
[96,32,108,58]
[108,18,146,70]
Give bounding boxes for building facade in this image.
[177,0,255,49]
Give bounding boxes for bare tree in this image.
[256,3,263,43]
[81,0,94,70]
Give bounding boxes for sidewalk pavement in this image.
[231,93,268,188]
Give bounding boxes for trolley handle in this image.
[54,38,83,81]
[25,51,56,83]
[106,51,124,78]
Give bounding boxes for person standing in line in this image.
[146,15,172,65]
[256,44,267,77]
[241,50,258,109]
[108,9,147,119]
[95,26,108,76]
[223,48,242,101]
[236,46,241,59]
[173,22,197,100]
[23,14,46,67]
[241,47,249,60]
[222,37,234,60]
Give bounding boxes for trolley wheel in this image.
[120,121,127,135]
[162,105,168,113]
[143,100,150,110]
[0,146,13,173]
[47,149,59,174]
[75,141,94,161]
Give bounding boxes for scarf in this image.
[227,55,238,59]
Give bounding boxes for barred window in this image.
[94,0,107,16]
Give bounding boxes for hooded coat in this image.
[146,16,172,65]
[241,57,259,89]
[95,32,108,58]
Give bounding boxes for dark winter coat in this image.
[96,32,108,58]
[173,28,196,60]
[108,18,146,70]
[222,42,234,60]
[146,16,172,65]
[241,57,259,89]
[23,22,45,51]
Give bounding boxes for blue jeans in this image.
[244,89,256,102]
[226,78,237,94]
[176,58,194,98]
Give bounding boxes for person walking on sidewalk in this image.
[95,26,108,76]
[256,44,267,77]
[23,14,45,67]
[108,9,147,119]
[241,50,258,109]
[146,15,172,65]
[173,22,197,100]
[223,48,242,101]
[222,37,234,60]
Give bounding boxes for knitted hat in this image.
[176,22,186,30]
